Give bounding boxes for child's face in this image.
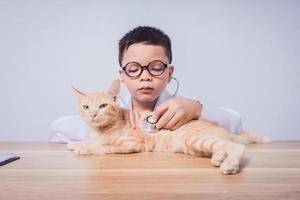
[119,43,174,104]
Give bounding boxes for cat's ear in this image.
[107,79,120,101]
[72,86,86,98]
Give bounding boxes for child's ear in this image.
[71,86,86,98]
[107,79,121,101]
[167,66,174,83]
[118,69,125,82]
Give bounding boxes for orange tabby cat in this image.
[67,80,271,174]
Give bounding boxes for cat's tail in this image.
[230,131,272,145]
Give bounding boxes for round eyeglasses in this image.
[121,60,171,78]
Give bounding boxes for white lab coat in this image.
[49,87,243,143]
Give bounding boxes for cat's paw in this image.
[67,141,80,150]
[220,157,240,175]
[74,144,93,155]
[211,151,228,167]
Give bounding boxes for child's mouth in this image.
[138,87,154,93]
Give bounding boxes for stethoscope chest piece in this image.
[143,115,158,133]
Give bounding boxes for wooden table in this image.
[0,141,300,200]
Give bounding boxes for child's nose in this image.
[140,68,152,80]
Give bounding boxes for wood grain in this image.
[0,141,300,200]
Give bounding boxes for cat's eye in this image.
[99,103,108,109]
[82,105,89,110]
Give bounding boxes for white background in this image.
[0,0,299,141]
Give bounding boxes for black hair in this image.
[118,26,172,66]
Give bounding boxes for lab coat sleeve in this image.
[48,114,89,143]
[200,104,243,134]
[178,95,243,134]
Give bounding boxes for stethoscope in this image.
[142,77,179,133]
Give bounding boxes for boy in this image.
[49,26,243,143]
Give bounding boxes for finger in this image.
[171,117,186,130]
[156,109,175,129]
[132,111,140,128]
[122,110,130,127]
[129,111,136,128]
[153,103,169,120]
[165,112,182,130]
[134,111,140,124]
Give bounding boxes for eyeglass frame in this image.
[120,60,172,78]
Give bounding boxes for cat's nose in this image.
[90,113,97,118]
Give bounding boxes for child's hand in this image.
[121,108,140,129]
[153,98,202,130]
